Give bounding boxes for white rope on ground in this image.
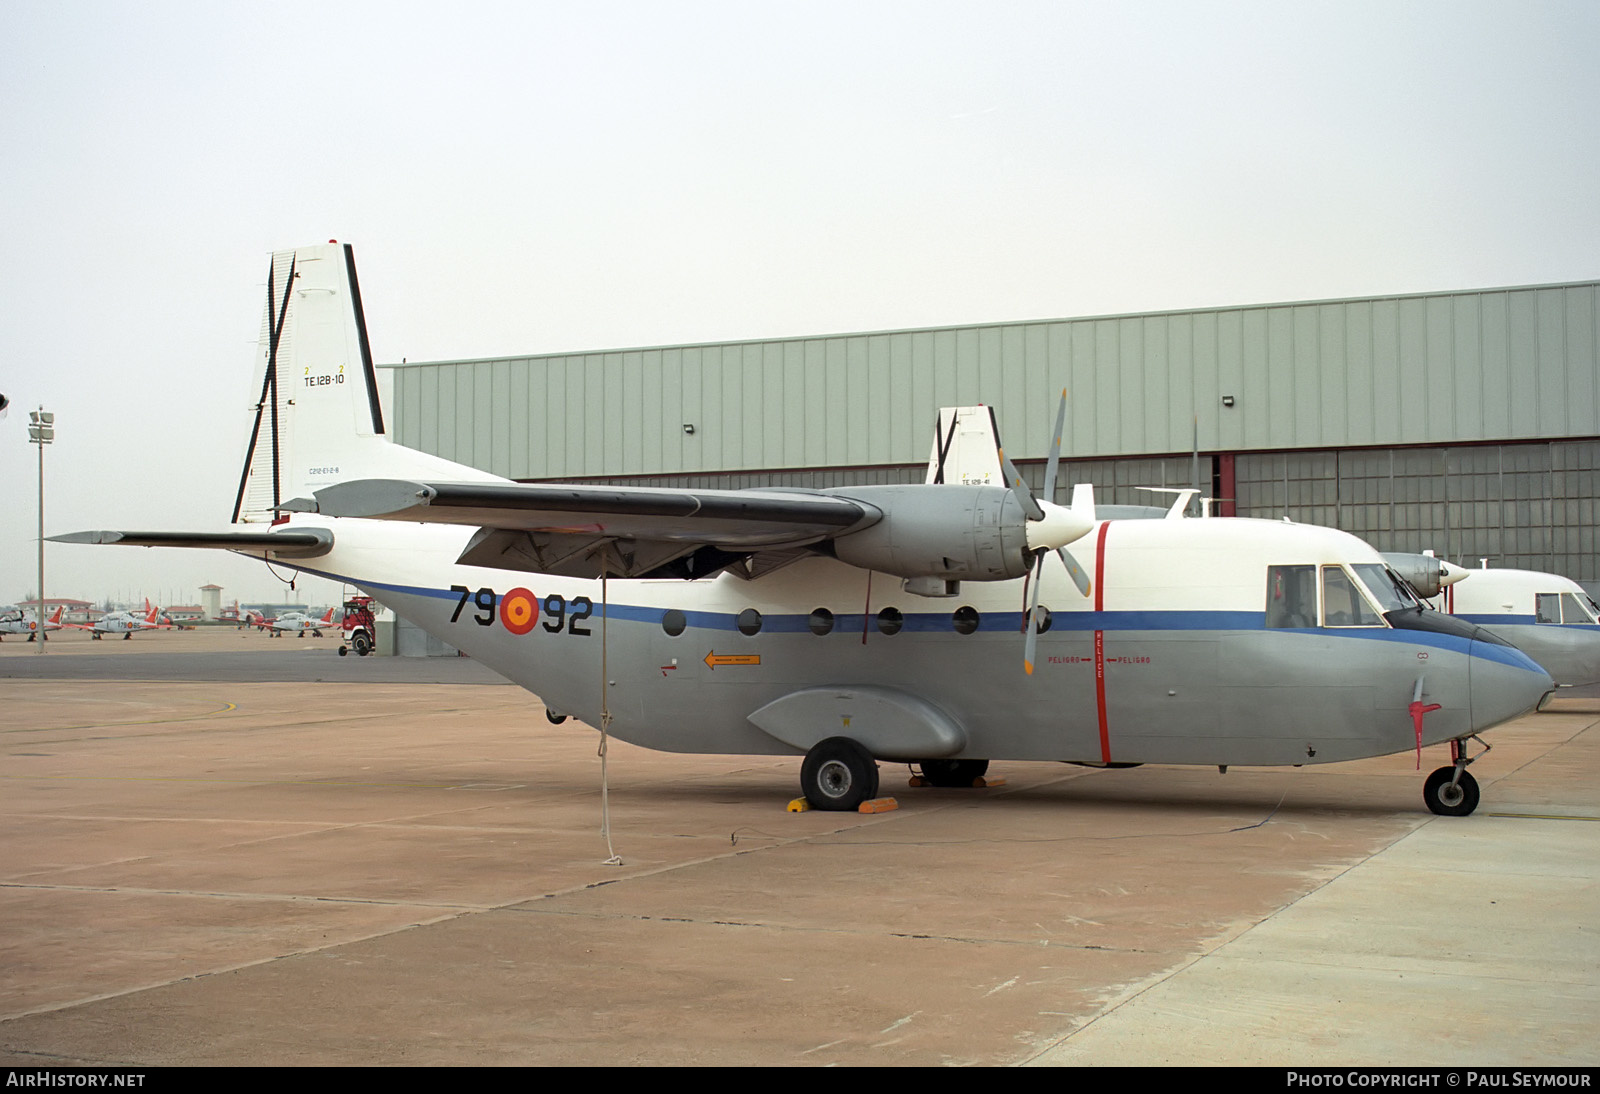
[598,572,622,865]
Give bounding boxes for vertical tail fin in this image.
[926,406,1005,486]
[231,242,501,525]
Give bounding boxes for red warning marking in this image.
[1409,699,1441,770]
[499,587,539,635]
[1094,521,1113,763]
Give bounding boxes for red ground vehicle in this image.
[337,595,377,657]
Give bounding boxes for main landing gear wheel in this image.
[801,737,880,811]
[1424,767,1480,817]
[545,710,568,725]
[919,758,990,788]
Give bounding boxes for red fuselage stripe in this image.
[1095,522,1112,762]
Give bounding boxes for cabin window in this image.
[1321,566,1382,627]
[808,608,834,636]
[737,608,762,636]
[877,607,904,635]
[1028,606,1053,635]
[1536,594,1562,624]
[1266,565,1316,628]
[661,609,686,636]
[952,606,980,635]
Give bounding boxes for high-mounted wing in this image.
[303,479,875,544]
[304,477,1094,584]
[300,479,879,580]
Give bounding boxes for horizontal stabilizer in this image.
[50,528,334,559]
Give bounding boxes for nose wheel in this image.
[1423,736,1488,817]
[1423,767,1479,816]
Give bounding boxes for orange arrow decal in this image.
[704,651,761,670]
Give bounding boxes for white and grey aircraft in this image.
[65,605,163,640]
[261,607,337,638]
[1409,562,1600,688]
[0,605,63,641]
[56,243,1554,817]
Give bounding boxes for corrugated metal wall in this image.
[1233,439,1599,580]
[386,281,1600,480]
[573,440,1599,581]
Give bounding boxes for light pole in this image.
[28,408,54,653]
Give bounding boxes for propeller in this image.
[1000,389,1098,674]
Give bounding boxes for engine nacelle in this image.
[1382,552,1457,599]
[827,485,1034,581]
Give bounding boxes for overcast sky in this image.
[3,0,1597,607]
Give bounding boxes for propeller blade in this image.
[1018,389,1094,674]
[999,447,1045,521]
[1041,388,1067,505]
[1024,552,1045,675]
[1057,547,1092,598]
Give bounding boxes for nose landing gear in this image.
[1424,735,1489,817]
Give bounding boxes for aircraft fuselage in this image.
[275,514,1551,770]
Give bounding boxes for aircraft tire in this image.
[545,710,568,725]
[1423,767,1480,817]
[920,758,989,788]
[801,737,879,811]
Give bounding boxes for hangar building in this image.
[381,280,1600,584]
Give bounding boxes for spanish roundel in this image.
[499,587,539,635]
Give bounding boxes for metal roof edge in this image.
[380,278,1600,369]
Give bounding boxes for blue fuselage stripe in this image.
[1457,613,1599,629]
[291,563,1545,675]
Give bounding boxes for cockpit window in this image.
[1352,563,1415,612]
[1560,593,1598,624]
[1266,565,1316,628]
[1536,594,1562,624]
[1322,565,1383,627]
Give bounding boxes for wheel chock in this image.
[973,776,1005,788]
[788,796,899,813]
[907,775,929,787]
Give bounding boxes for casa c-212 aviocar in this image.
[55,242,1554,817]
